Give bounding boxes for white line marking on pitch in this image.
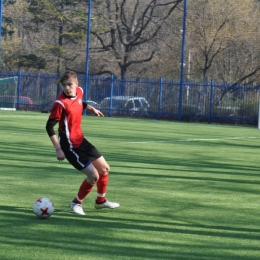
[0,131,46,136]
[129,136,259,144]
[2,130,259,144]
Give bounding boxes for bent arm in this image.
[83,101,104,117]
[46,118,65,160]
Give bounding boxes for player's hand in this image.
[86,104,104,117]
[92,108,104,117]
[56,149,65,161]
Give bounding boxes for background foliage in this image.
[1,0,260,85]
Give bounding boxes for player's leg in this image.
[78,163,99,201]
[92,156,120,209]
[63,142,99,215]
[92,156,109,203]
[70,163,99,215]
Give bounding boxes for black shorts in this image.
[60,138,102,171]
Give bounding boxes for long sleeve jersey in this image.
[46,87,87,148]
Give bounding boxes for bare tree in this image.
[187,0,260,84]
[89,0,183,79]
[6,0,260,89]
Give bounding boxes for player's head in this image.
[59,70,78,85]
[59,71,78,97]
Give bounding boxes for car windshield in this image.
[140,98,149,108]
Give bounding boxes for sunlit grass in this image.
[0,111,259,260]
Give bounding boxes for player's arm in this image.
[46,117,65,161]
[46,118,60,149]
[45,101,63,150]
[83,101,104,117]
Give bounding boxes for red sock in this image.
[73,179,94,204]
[96,174,108,203]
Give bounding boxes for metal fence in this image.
[0,70,259,126]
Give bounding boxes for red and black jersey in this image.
[48,87,84,148]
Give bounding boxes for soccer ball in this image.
[33,198,54,219]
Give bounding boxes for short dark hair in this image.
[59,71,78,85]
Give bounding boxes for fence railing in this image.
[0,70,259,126]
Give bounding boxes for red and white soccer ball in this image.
[33,198,54,219]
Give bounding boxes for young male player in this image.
[45,70,119,215]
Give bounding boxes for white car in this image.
[86,100,99,108]
[100,96,150,115]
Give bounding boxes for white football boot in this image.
[94,200,120,210]
[69,202,85,215]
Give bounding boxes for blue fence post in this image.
[178,0,188,122]
[83,0,92,116]
[109,74,114,117]
[16,70,22,110]
[83,73,89,116]
[157,77,163,120]
[208,79,214,124]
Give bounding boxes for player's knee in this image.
[93,175,99,183]
[88,174,99,184]
[101,165,110,175]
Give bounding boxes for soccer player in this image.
[45,70,119,215]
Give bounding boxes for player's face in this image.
[61,77,78,97]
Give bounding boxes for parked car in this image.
[100,96,150,115]
[86,100,99,109]
[0,95,33,110]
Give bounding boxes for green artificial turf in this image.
[0,111,259,260]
